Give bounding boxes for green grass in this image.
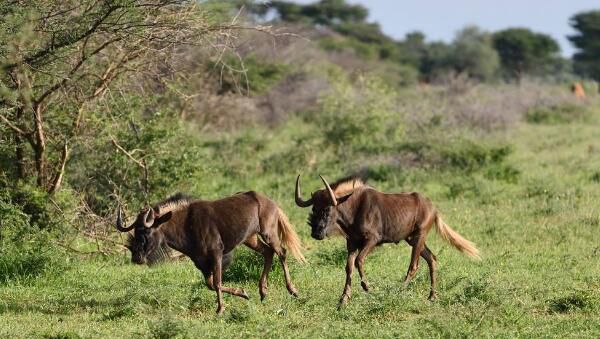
[2,115,600,338]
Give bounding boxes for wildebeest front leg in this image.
[339,242,358,306]
[204,274,249,300]
[195,258,249,300]
[355,240,377,292]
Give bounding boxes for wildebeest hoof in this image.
[360,281,369,292]
[216,306,225,315]
[240,289,250,300]
[428,292,437,301]
[260,291,267,302]
[288,288,299,298]
[338,294,350,307]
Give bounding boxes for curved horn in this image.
[143,208,155,228]
[115,206,134,232]
[319,175,338,206]
[295,174,313,207]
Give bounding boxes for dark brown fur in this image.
[295,175,479,305]
[117,191,305,314]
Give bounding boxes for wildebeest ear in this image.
[337,193,353,204]
[154,211,172,227]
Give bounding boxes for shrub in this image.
[318,75,404,155]
[147,317,187,339]
[0,184,72,284]
[525,103,587,124]
[440,141,508,171]
[209,55,290,95]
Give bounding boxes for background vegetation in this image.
[1,1,599,337]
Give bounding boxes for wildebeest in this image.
[294,175,480,305]
[116,192,305,314]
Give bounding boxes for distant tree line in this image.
[240,0,600,84]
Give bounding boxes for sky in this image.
[294,0,600,56]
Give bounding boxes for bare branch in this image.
[33,37,122,106]
[5,4,120,70]
[0,111,29,135]
[110,135,146,169]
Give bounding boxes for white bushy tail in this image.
[435,215,481,260]
[277,208,306,263]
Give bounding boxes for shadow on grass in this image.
[548,291,598,314]
[146,317,188,339]
[222,247,285,283]
[222,248,263,283]
[0,295,131,316]
[312,245,347,266]
[41,332,82,339]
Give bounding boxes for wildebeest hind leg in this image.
[258,218,299,298]
[244,234,274,301]
[403,236,425,288]
[271,243,298,298]
[420,244,437,301]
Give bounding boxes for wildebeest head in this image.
[115,206,172,264]
[295,175,353,240]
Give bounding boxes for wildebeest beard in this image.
[127,233,172,265]
[308,209,335,240]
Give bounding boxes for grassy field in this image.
[1,111,600,338]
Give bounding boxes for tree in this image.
[492,28,560,79]
[449,26,500,81]
[396,32,427,69]
[0,1,237,194]
[419,42,455,81]
[267,0,368,26]
[569,10,600,82]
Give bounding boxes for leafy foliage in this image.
[493,28,561,79]
[0,182,75,284]
[569,10,600,82]
[525,103,588,124]
[449,26,500,81]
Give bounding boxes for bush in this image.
[439,140,512,172]
[318,75,404,155]
[525,103,586,124]
[0,184,71,284]
[147,317,187,339]
[209,55,290,95]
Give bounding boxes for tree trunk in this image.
[32,104,47,188]
[14,107,26,179]
[15,134,26,179]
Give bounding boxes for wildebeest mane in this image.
[154,192,195,214]
[330,174,368,196]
